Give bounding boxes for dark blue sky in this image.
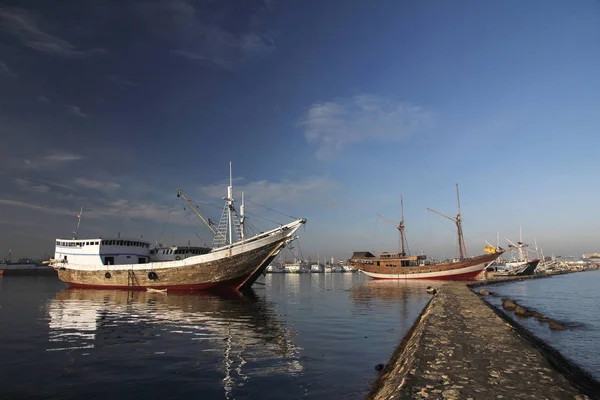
[1,0,599,260]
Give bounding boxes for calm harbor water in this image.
[479,269,600,381]
[0,273,433,399]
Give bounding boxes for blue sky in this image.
[1,0,599,261]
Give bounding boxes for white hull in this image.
[360,262,487,280]
[284,265,302,273]
[53,221,300,273]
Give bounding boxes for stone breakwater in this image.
[367,283,597,400]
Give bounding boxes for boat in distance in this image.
[350,250,502,280]
[351,185,504,280]
[49,164,306,291]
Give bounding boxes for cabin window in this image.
[377,261,380,266]
[138,257,146,264]
[104,256,114,265]
[95,242,99,245]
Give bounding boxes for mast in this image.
[73,207,83,239]
[456,184,466,258]
[240,192,245,240]
[377,195,408,256]
[427,184,467,259]
[399,195,406,256]
[227,162,234,245]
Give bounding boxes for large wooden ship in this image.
[351,185,503,280]
[49,164,306,291]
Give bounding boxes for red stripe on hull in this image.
[369,268,484,281]
[64,275,247,291]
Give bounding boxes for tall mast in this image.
[456,184,466,258]
[74,207,83,239]
[227,161,234,245]
[400,195,406,256]
[426,184,467,259]
[240,191,245,240]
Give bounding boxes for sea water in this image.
[0,273,434,399]
[479,269,600,380]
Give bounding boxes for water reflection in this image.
[351,279,447,302]
[47,288,302,398]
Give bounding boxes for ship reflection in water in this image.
[47,288,302,398]
[350,279,449,315]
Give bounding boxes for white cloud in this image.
[15,151,85,170]
[65,105,88,118]
[0,197,187,225]
[0,7,106,57]
[0,199,73,216]
[37,95,50,102]
[298,94,433,160]
[74,178,120,191]
[201,176,339,206]
[44,152,85,162]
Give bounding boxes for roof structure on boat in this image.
[351,251,376,259]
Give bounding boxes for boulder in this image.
[549,321,565,331]
[514,306,529,317]
[479,289,490,296]
[501,298,517,310]
[529,311,542,319]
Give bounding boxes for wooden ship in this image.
[351,185,503,280]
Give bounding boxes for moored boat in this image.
[0,251,55,276]
[283,261,302,273]
[49,164,306,291]
[351,186,503,280]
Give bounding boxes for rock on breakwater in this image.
[367,284,592,399]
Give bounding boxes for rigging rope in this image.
[244,198,300,220]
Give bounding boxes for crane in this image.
[377,195,408,256]
[427,184,467,259]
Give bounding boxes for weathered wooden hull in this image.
[54,219,305,291]
[356,252,502,281]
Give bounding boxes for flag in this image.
[77,207,83,218]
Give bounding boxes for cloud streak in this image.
[201,176,338,206]
[16,151,86,170]
[74,178,120,192]
[298,94,434,160]
[0,7,106,57]
[65,105,88,118]
[0,60,15,77]
[15,178,50,193]
[135,0,275,69]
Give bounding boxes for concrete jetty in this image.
[368,283,596,400]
